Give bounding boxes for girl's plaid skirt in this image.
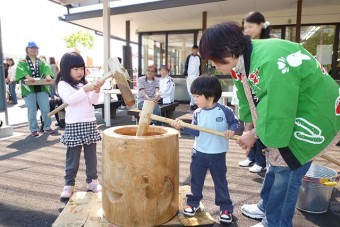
[61,121,101,147]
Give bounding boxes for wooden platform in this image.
[52,186,215,227]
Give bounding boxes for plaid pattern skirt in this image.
[61,121,101,147]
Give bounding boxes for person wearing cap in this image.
[159,65,175,104]
[15,41,55,137]
[183,45,202,111]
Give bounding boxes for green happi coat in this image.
[234,39,340,166]
[15,58,54,97]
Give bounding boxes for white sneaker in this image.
[60,185,74,199]
[241,204,265,220]
[87,179,102,193]
[251,222,265,227]
[249,164,266,173]
[239,158,255,167]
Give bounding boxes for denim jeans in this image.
[9,82,17,104]
[257,161,312,227]
[24,92,52,132]
[187,150,234,212]
[138,101,161,125]
[247,140,266,167]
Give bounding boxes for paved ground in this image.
[0,98,339,227]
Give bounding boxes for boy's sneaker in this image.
[241,204,265,220]
[249,164,266,173]
[183,205,200,217]
[239,158,255,167]
[219,210,232,224]
[60,185,74,199]
[87,179,102,193]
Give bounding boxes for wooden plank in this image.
[52,192,98,227]
[25,79,55,85]
[178,186,215,227]
[53,186,215,227]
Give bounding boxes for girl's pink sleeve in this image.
[87,91,100,104]
[58,82,87,105]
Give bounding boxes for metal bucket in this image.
[296,164,338,214]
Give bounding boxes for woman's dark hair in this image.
[6,58,15,66]
[244,11,270,39]
[199,22,250,64]
[56,52,87,89]
[49,57,56,64]
[190,75,222,102]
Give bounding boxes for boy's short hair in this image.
[192,45,199,49]
[190,75,222,102]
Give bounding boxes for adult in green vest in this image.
[15,42,55,137]
[199,22,340,227]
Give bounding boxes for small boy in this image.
[172,75,239,224]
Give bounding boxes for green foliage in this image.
[302,28,335,56]
[63,30,95,49]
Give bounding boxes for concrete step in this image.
[0,125,14,138]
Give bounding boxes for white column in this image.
[103,0,111,126]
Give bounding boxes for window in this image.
[139,30,199,77]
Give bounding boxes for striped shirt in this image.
[138,76,159,103]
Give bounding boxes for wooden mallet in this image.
[48,57,135,117]
[136,100,238,139]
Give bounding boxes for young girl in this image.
[56,52,103,199]
[172,75,239,224]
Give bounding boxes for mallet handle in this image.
[320,154,340,167]
[47,72,113,118]
[150,114,239,140]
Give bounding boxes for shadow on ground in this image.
[0,203,58,227]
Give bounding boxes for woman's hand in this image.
[153,95,160,103]
[45,75,52,81]
[237,129,257,154]
[171,119,183,130]
[224,130,235,139]
[25,76,35,82]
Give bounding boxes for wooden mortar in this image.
[102,125,179,226]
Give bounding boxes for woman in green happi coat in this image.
[199,22,339,227]
[15,42,55,136]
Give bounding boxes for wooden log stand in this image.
[102,125,179,226]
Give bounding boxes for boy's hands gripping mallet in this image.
[135,100,239,139]
[48,58,135,117]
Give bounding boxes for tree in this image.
[63,30,95,49]
[302,27,334,56]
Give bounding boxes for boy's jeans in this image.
[257,161,312,227]
[187,150,234,212]
[23,92,52,132]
